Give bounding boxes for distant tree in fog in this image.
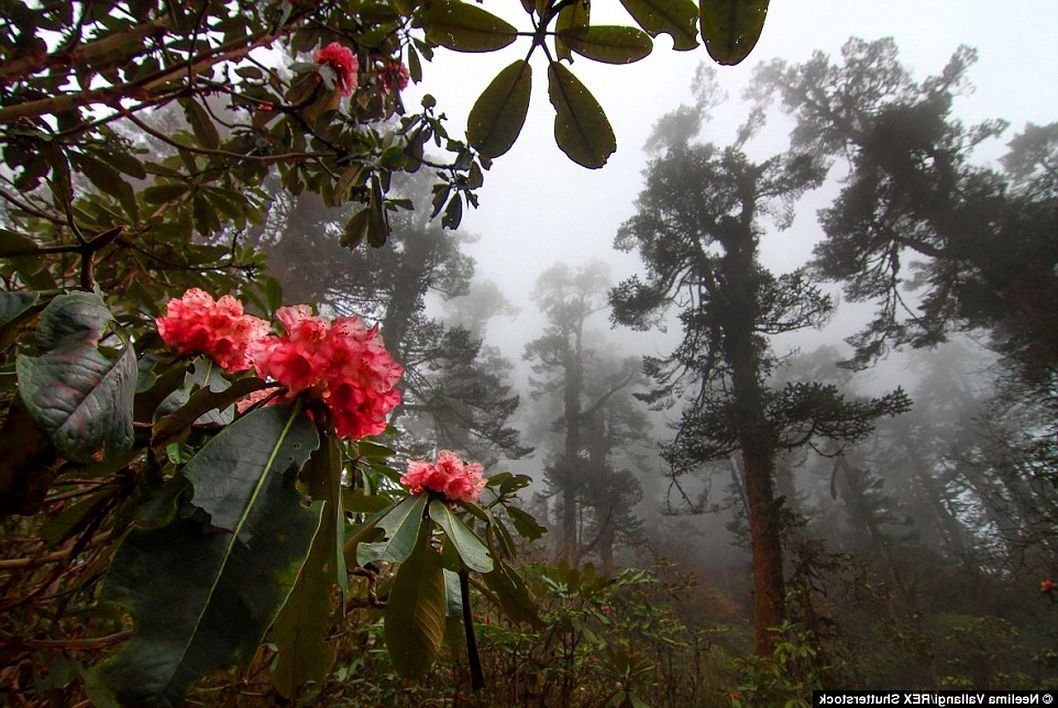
[611,68,910,654]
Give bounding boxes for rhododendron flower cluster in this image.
[156,291,402,440]
[376,60,410,94]
[400,450,486,504]
[315,42,359,96]
[253,305,402,440]
[156,288,269,373]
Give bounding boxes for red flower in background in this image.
[314,42,359,96]
[400,450,486,504]
[1042,579,1054,593]
[377,60,410,94]
[253,305,402,440]
[156,289,269,374]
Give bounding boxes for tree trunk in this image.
[718,209,786,656]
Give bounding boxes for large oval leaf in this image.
[619,0,699,51]
[467,60,532,160]
[429,500,493,573]
[547,62,616,169]
[271,440,344,698]
[554,25,653,64]
[383,534,446,679]
[418,0,517,52]
[16,292,136,463]
[554,0,590,62]
[356,493,428,566]
[699,0,769,65]
[88,405,322,705]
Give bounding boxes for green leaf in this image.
[429,501,493,573]
[183,99,221,150]
[16,293,136,463]
[151,378,271,452]
[182,405,319,535]
[341,207,371,249]
[555,25,653,64]
[418,0,518,52]
[0,229,40,258]
[467,60,532,160]
[383,531,446,679]
[555,0,590,62]
[0,291,40,328]
[482,558,542,626]
[620,0,699,51]
[506,506,547,541]
[271,441,344,698]
[547,62,616,169]
[75,153,138,219]
[698,0,769,65]
[356,493,428,566]
[89,407,323,705]
[367,176,388,248]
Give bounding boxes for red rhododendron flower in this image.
[253,305,402,440]
[1042,579,1054,593]
[377,60,410,94]
[400,450,486,504]
[156,289,269,373]
[315,42,359,96]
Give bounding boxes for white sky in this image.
[405,0,1058,374]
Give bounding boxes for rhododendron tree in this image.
[0,0,772,703]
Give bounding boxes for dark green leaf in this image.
[182,405,319,535]
[555,0,590,62]
[356,493,428,565]
[429,501,493,573]
[383,532,446,678]
[547,62,616,168]
[467,60,532,160]
[419,0,518,52]
[272,442,343,698]
[482,558,542,626]
[151,378,271,452]
[341,207,371,249]
[620,0,699,51]
[16,293,136,463]
[0,291,40,328]
[555,25,653,64]
[88,408,323,705]
[183,99,221,150]
[698,0,769,65]
[506,506,547,541]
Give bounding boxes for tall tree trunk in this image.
[719,211,785,656]
[557,324,584,566]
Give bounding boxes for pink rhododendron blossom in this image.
[253,305,402,440]
[376,60,410,94]
[156,289,269,373]
[315,42,359,96]
[400,450,486,504]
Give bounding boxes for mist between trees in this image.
[1,3,1056,705]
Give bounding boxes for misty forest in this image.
[0,1,1055,706]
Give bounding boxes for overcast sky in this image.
[405,0,1058,376]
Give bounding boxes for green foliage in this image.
[16,292,136,463]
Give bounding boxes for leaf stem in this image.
[459,568,485,691]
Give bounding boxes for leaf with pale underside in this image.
[429,500,493,573]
